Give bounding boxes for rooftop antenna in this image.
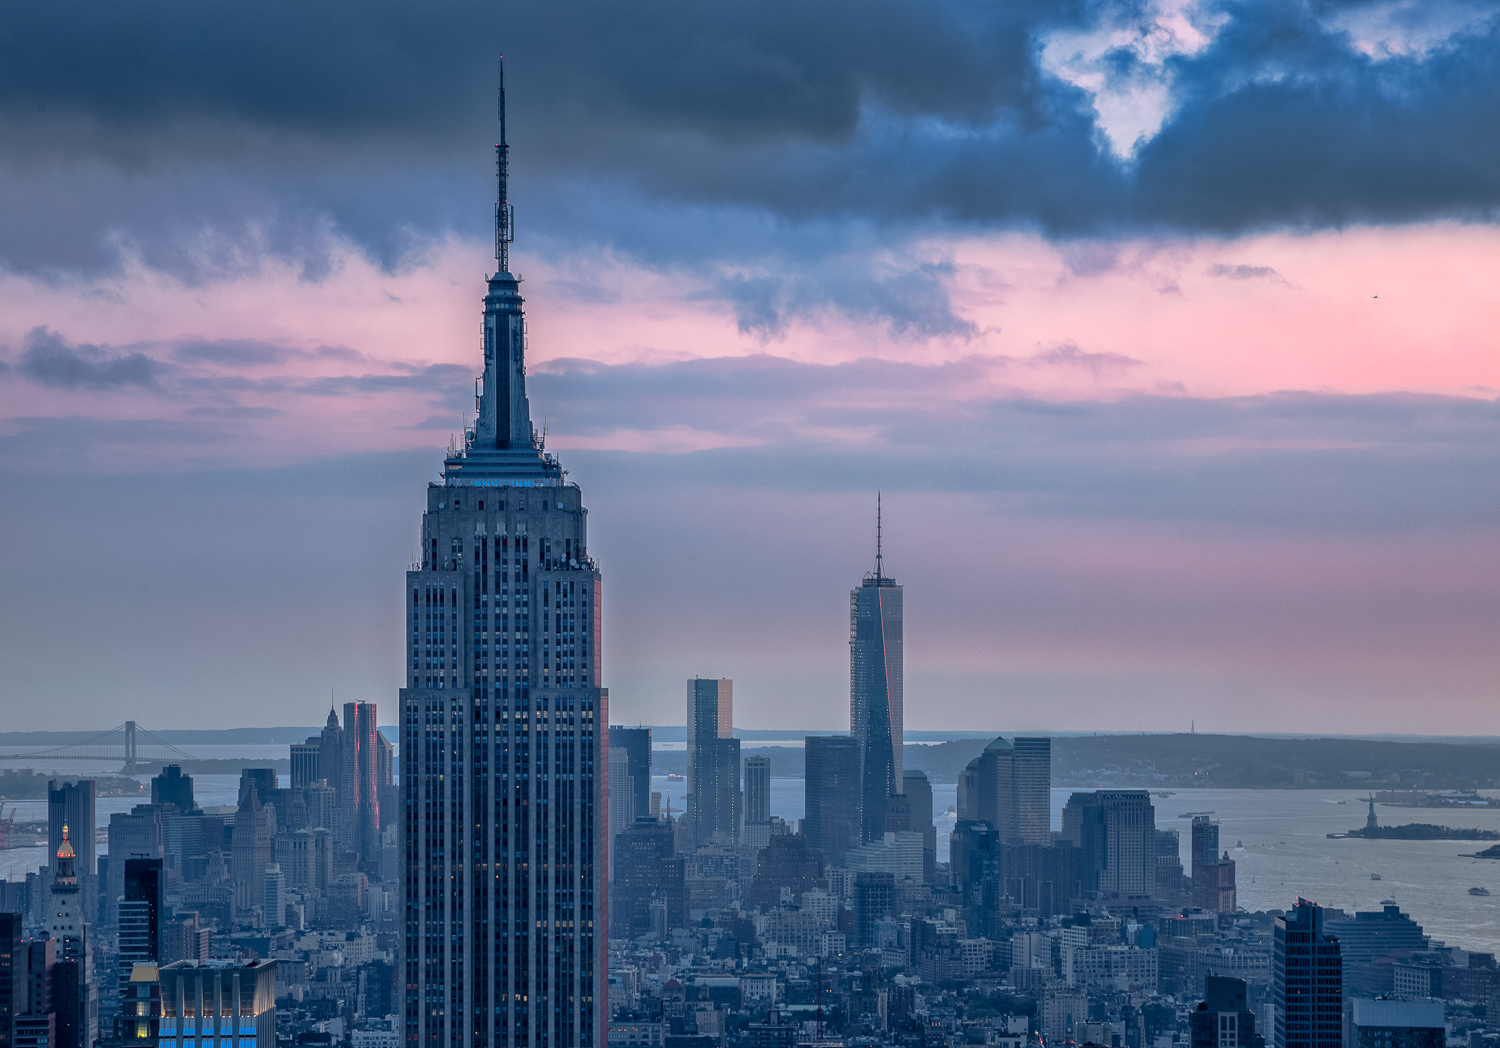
[876,491,884,579]
[495,57,515,273]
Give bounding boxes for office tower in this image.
[106,805,162,925]
[609,727,652,828]
[747,834,827,911]
[47,781,95,918]
[950,820,1000,907]
[850,501,902,844]
[1013,738,1052,844]
[743,756,772,848]
[974,738,1017,839]
[401,68,606,1048]
[1274,899,1343,1048]
[375,729,397,832]
[804,735,861,864]
[121,963,161,1048]
[1191,815,1219,882]
[687,679,740,845]
[117,859,163,1036]
[14,938,56,1048]
[48,827,90,1048]
[1062,791,1157,896]
[1156,829,1185,894]
[1192,816,1237,913]
[1190,976,1262,1048]
[1191,815,1218,909]
[230,790,270,915]
[967,736,1052,845]
[852,872,896,947]
[159,960,276,1048]
[1000,841,1079,918]
[902,770,936,884]
[290,742,320,788]
[263,865,286,928]
[610,819,681,939]
[0,912,18,1048]
[608,747,634,878]
[1347,1000,1443,1048]
[340,701,381,867]
[150,767,194,812]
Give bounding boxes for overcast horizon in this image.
[3,1,1500,733]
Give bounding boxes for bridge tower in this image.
[124,721,137,773]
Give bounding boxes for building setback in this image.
[402,65,605,1048]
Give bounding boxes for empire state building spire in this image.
[495,57,514,274]
[447,57,559,480]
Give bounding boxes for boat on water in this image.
[1381,899,1397,906]
[1371,874,1382,880]
[1471,887,1491,896]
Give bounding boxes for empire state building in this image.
[402,65,606,1048]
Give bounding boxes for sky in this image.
[2,0,1500,734]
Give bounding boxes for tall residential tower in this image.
[402,63,606,1048]
[850,497,903,844]
[686,679,739,846]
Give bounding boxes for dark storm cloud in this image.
[3,0,1500,293]
[14,327,162,389]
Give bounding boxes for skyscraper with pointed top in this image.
[49,825,93,1048]
[850,496,903,845]
[402,60,606,1048]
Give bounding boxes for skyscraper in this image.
[804,736,861,864]
[340,701,380,868]
[850,499,902,844]
[105,805,162,925]
[47,781,94,918]
[0,912,20,1048]
[117,859,163,1034]
[48,827,91,1048]
[150,767,194,812]
[902,770,936,884]
[687,679,739,845]
[1013,737,1052,844]
[743,756,772,849]
[1061,790,1157,897]
[402,63,605,1048]
[1192,815,1237,913]
[608,727,652,829]
[1274,899,1343,1048]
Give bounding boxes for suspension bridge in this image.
[0,722,197,773]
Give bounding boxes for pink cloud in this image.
[2,222,1497,471]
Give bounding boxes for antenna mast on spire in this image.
[495,57,515,272]
[876,492,884,579]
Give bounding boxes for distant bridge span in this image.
[0,721,197,772]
